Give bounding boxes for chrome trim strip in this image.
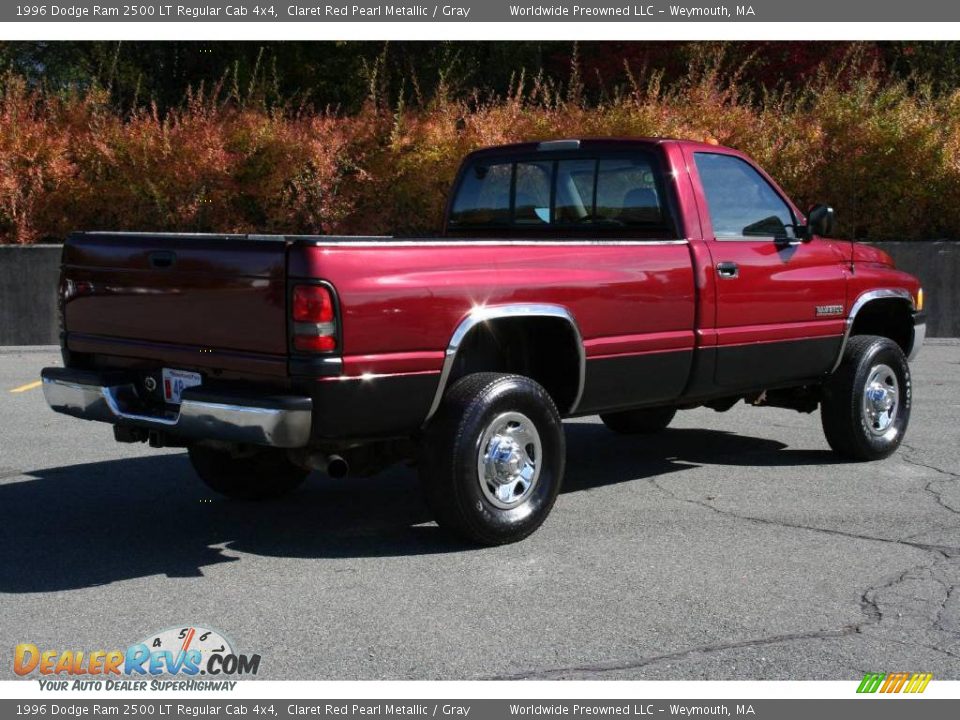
[42,376,312,448]
[331,371,441,382]
[712,237,802,243]
[74,232,690,248]
[422,304,586,425]
[312,239,690,247]
[830,288,916,372]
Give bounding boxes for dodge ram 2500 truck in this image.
[42,138,926,545]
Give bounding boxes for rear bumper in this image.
[40,368,312,448]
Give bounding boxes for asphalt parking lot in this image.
[1,343,958,681]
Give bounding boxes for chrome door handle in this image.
[716,261,739,279]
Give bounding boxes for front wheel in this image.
[419,373,565,545]
[820,335,911,461]
[188,445,310,500]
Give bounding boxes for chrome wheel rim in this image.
[862,363,900,436]
[477,411,542,509]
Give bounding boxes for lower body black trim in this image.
[679,335,842,405]
[714,335,842,389]
[307,372,440,441]
[575,350,693,415]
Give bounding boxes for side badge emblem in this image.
[816,304,844,317]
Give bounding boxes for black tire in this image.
[419,372,565,545]
[188,445,310,500]
[821,335,911,461]
[600,406,677,434]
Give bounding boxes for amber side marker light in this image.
[292,284,337,352]
[916,287,924,312]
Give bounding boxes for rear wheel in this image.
[821,335,911,461]
[419,372,565,545]
[600,406,677,434]
[188,445,310,500]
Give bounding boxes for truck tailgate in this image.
[61,233,289,363]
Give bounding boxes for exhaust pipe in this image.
[297,451,350,479]
[325,455,349,479]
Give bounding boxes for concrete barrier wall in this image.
[0,245,62,346]
[869,241,959,338]
[0,241,957,346]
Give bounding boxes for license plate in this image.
[162,368,202,404]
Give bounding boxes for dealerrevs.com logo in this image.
[14,626,260,691]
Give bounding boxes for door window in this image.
[694,153,795,239]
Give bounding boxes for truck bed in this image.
[58,230,699,434]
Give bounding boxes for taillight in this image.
[294,334,336,352]
[293,285,334,323]
[292,284,337,352]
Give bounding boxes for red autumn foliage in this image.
[2,51,960,244]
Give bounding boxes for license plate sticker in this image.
[162,368,202,404]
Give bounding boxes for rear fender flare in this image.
[423,304,586,424]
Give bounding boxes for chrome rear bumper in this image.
[41,368,312,448]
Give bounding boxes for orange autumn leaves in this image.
[3,65,960,243]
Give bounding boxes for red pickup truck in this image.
[42,138,925,544]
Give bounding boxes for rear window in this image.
[447,161,512,226]
[448,152,672,235]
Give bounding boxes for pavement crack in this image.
[646,476,957,557]
[492,557,950,680]
[488,627,857,680]
[900,443,960,516]
[934,583,956,635]
[857,563,922,630]
[901,443,960,480]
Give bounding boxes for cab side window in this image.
[694,153,795,239]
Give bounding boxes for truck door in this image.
[684,148,848,390]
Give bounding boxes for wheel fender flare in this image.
[423,304,585,424]
[832,288,917,372]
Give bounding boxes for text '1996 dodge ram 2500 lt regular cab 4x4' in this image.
[41,138,926,545]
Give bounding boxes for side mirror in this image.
[802,204,835,240]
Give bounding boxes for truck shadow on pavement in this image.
[0,425,838,592]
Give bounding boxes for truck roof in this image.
[464,137,731,160]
